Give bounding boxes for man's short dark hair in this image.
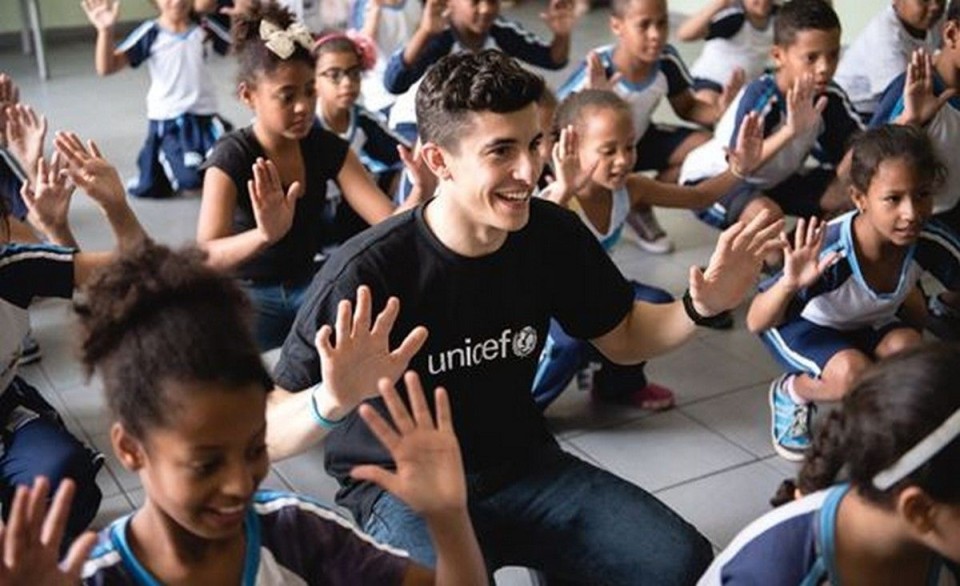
[415,50,545,151]
[773,0,841,46]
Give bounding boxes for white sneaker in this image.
[627,208,674,254]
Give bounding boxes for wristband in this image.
[309,383,347,429]
[682,288,729,328]
[729,162,747,180]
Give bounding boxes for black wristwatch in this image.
[682,288,729,328]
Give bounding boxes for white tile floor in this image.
[3,5,803,583]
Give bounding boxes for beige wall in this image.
[1,0,888,42]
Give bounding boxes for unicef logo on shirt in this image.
[426,326,540,375]
[512,326,538,358]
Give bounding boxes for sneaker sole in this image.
[769,375,807,463]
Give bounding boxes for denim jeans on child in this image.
[362,444,713,585]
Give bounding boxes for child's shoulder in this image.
[701,489,833,585]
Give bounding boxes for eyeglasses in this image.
[317,66,363,84]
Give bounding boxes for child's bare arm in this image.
[55,132,144,251]
[81,0,128,75]
[676,0,735,41]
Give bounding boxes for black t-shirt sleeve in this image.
[537,202,634,339]
[202,130,255,181]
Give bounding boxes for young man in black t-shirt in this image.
[265,51,783,584]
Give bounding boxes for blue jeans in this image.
[532,282,674,409]
[362,447,712,585]
[242,278,312,351]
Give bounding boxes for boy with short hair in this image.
[384,0,575,141]
[680,0,862,236]
[266,50,783,583]
[557,0,739,254]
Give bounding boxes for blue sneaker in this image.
[769,374,814,462]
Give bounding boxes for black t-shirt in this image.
[202,125,349,282]
[274,198,635,519]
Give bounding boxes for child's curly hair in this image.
[75,240,272,439]
[232,0,316,86]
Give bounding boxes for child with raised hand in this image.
[313,31,414,239]
[384,0,576,142]
[198,1,427,351]
[700,343,960,585]
[1,132,147,552]
[533,89,777,410]
[746,124,960,462]
[557,0,742,255]
[81,0,232,199]
[349,0,423,113]
[680,0,863,239]
[74,240,485,585]
[835,0,944,121]
[677,0,777,108]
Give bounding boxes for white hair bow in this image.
[259,20,313,60]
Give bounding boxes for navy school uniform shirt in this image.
[557,43,694,139]
[82,491,410,585]
[699,484,960,585]
[201,125,350,283]
[273,198,635,520]
[680,73,864,188]
[383,17,566,94]
[757,211,960,332]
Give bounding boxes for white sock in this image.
[784,374,809,405]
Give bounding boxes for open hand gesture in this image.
[21,154,75,238]
[4,104,48,178]
[81,0,119,30]
[248,157,303,244]
[541,0,576,37]
[724,111,763,177]
[785,74,827,136]
[316,285,429,415]
[352,371,465,517]
[54,132,125,209]
[780,216,838,290]
[584,51,622,91]
[419,0,448,36]
[690,210,785,316]
[901,48,955,126]
[0,477,97,586]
